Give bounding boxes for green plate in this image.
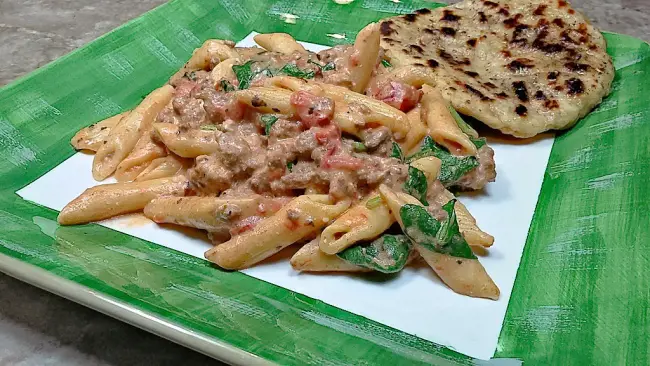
[1,0,649,364]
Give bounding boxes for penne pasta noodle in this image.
[400,106,428,152]
[262,76,322,95]
[71,112,129,152]
[234,87,295,115]
[210,58,239,84]
[349,23,380,93]
[372,65,437,89]
[290,238,370,272]
[144,196,265,232]
[410,156,442,185]
[319,83,409,139]
[421,85,477,156]
[253,33,308,55]
[134,155,190,181]
[57,176,188,225]
[434,190,494,248]
[378,184,499,300]
[92,85,174,181]
[319,193,394,255]
[114,127,167,182]
[170,39,238,83]
[153,123,221,158]
[205,195,350,270]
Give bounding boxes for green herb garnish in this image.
[352,141,367,152]
[381,59,392,68]
[407,136,479,187]
[337,234,412,273]
[200,125,218,131]
[404,166,429,206]
[219,79,236,92]
[390,142,404,161]
[287,161,295,172]
[399,201,476,259]
[365,196,383,210]
[261,115,279,135]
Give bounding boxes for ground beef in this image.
[188,155,233,194]
[455,145,497,190]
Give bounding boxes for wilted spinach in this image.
[337,234,412,273]
[407,136,479,186]
[399,201,476,259]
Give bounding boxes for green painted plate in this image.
[1,0,649,364]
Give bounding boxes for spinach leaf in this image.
[279,63,315,79]
[400,202,476,259]
[308,59,336,72]
[232,61,256,89]
[381,59,392,68]
[446,104,478,137]
[337,234,412,273]
[322,62,336,71]
[407,136,479,187]
[390,142,404,161]
[471,137,487,149]
[219,79,236,92]
[261,115,279,135]
[404,166,428,206]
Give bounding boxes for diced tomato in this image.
[290,91,334,128]
[230,216,263,235]
[372,81,421,111]
[315,125,341,145]
[174,79,199,98]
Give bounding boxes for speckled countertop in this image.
[0,0,648,364]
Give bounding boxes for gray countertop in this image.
[0,0,648,364]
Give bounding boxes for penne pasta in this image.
[93,85,174,181]
[210,58,239,84]
[134,155,190,181]
[234,87,295,115]
[410,156,442,185]
[153,123,221,158]
[253,33,307,55]
[70,112,129,152]
[290,238,370,272]
[371,65,437,89]
[57,176,188,225]
[319,83,409,139]
[114,127,167,182]
[349,23,380,93]
[170,39,238,83]
[378,184,499,300]
[421,85,477,156]
[319,193,394,255]
[205,195,350,270]
[433,190,494,248]
[400,106,428,152]
[144,196,265,232]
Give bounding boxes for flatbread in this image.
[379,0,615,138]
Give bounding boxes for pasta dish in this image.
[61,24,500,300]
